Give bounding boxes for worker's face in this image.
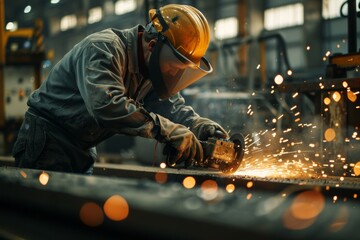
[160,60,188,79]
[148,38,212,99]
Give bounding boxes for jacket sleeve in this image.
[143,90,201,128]
[75,41,157,138]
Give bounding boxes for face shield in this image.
[148,36,213,99]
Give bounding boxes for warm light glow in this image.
[290,190,325,220]
[347,91,357,102]
[246,193,252,200]
[324,128,336,142]
[200,180,219,201]
[324,97,331,105]
[274,74,284,85]
[246,181,254,188]
[283,190,325,230]
[20,170,27,178]
[201,180,218,191]
[160,162,166,169]
[155,172,168,184]
[226,184,235,193]
[354,162,360,176]
[103,195,129,221]
[183,176,196,189]
[80,202,104,227]
[332,91,341,102]
[283,208,315,230]
[39,171,49,185]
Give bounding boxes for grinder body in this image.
[197,132,245,174]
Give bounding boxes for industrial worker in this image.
[12,4,228,174]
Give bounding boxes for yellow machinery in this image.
[0,0,45,154]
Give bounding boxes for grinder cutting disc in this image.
[219,133,245,174]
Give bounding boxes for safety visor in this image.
[149,38,213,99]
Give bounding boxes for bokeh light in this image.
[226,184,235,193]
[160,162,167,169]
[79,202,104,227]
[332,91,341,102]
[323,97,331,105]
[39,171,49,186]
[324,128,336,142]
[20,170,27,178]
[290,190,325,220]
[155,172,168,184]
[274,74,284,85]
[183,176,196,189]
[283,208,315,230]
[103,195,129,221]
[347,91,357,102]
[247,181,254,188]
[283,190,325,230]
[200,180,219,201]
[353,162,360,176]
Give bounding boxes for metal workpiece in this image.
[0,165,359,240]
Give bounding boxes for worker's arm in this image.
[75,41,157,137]
[144,91,229,141]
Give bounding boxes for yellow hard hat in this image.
[149,4,210,64]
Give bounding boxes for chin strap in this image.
[154,9,169,32]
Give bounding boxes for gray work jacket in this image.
[28,25,200,150]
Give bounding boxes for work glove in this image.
[152,114,203,167]
[190,117,229,141]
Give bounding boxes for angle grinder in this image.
[196,131,245,174]
[164,130,245,174]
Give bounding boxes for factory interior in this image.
[0,0,360,239]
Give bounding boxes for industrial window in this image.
[214,17,239,40]
[60,14,77,31]
[115,0,136,15]
[323,0,360,19]
[264,3,304,30]
[88,7,103,24]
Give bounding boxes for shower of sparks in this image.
[232,84,360,180]
[235,129,321,179]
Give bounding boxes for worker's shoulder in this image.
[86,25,140,44]
[86,28,121,44]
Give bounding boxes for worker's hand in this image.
[154,114,203,167]
[190,117,229,141]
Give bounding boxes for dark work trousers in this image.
[12,111,95,174]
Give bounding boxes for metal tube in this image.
[348,0,357,53]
